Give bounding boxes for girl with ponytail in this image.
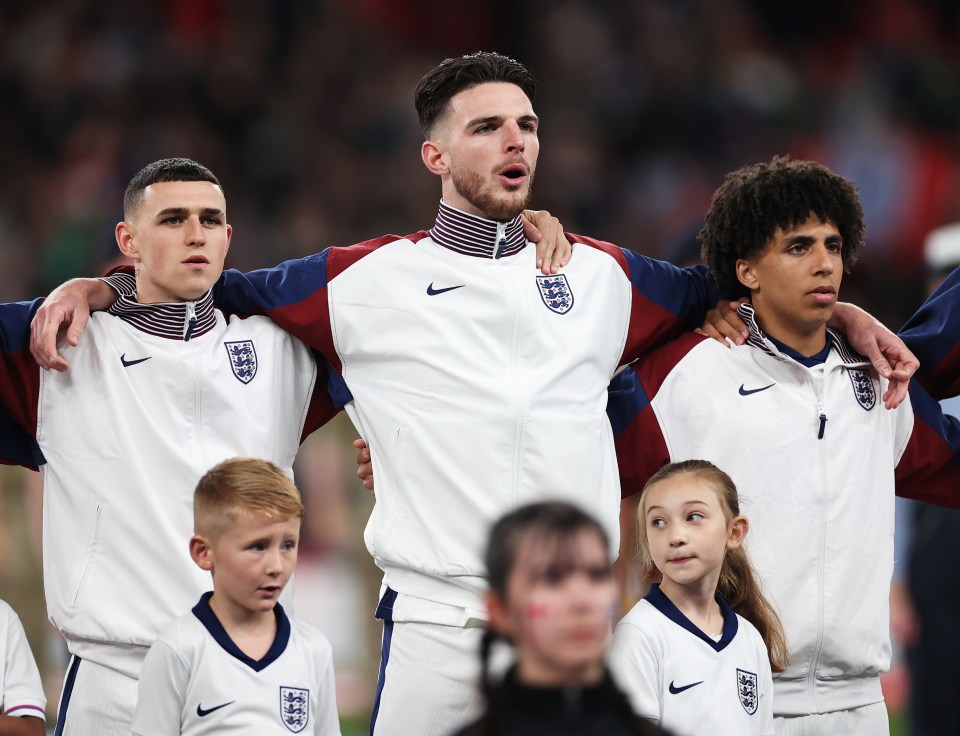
[610,460,786,735]
[452,501,668,736]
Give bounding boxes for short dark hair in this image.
[414,51,538,138]
[123,158,221,219]
[698,156,865,297]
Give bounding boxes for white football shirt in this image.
[610,584,774,736]
[132,594,340,735]
[0,599,45,720]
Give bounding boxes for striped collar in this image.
[738,303,870,367]
[106,272,217,341]
[429,200,527,259]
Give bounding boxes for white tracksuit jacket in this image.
[610,304,960,716]
[210,201,718,619]
[0,288,324,677]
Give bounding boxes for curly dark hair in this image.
[698,156,865,297]
[415,51,538,138]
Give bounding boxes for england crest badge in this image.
[224,340,258,384]
[536,274,574,315]
[847,368,876,411]
[280,686,309,733]
[736,668,758,715]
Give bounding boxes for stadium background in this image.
[1,0,959,732]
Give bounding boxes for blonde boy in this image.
[131,458,340,735]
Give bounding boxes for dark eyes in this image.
[788,242,842,254]
[474,122,537,134]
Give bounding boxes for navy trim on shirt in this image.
[191,591,290,672]
[644,583,739,651]
[737,303,870,368]
[767,334,832,367]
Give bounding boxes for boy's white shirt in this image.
[131,594,340,735]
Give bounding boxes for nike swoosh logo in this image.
[668,680,703,694]
[426,283,466,296]
[120,354,152,368]
[197,701,235,717]
[738,383,775,396]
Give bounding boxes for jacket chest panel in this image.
[330,248,628,412]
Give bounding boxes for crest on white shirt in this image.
[848,368,876,410]
[280,686,309,732]
[736,668,758,715]
[224,340,258,384]
[536,274,574,315]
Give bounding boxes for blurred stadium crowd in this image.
[2,0,960,729]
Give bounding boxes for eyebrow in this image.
[783,233,843,246]
[645,499,710,514]
[465,113,539,128]
[155,207,224,218]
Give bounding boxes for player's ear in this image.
[224,223,233,256]
[485,591,513,639]
[190,534,214,571]
[736,258,759,291]
[116,221,138,259]
[726,515,749,551]
[421,139,449,177]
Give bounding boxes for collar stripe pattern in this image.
[429,200,526,259]
[737,303,871,367]
[108,289,217,341]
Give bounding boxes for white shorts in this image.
[54,656,138,736]
[774,701,889,736]
[370,589,490,736]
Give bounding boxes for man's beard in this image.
[451,167,534,221]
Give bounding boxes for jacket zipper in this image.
[806,371,828,706]
[507,248,524,504]
[494,222,507,260]
[184,300,197,342]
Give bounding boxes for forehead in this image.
[222,511,300,539]
[770,216,840,243]
[444,82,535,126]
[644,474,719,512]
[512,527,607,573]
[137,180,225,215]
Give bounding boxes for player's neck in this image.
[751,303,830,357]
[208,592,278,661]
[659,577,724,637]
